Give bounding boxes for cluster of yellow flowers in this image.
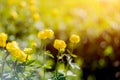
[0,33,32,62]
[38,29,80,51]
[38,29,54,39]
[53,34,80,51]
[0,30,80,62]
[28,0,40,21]
[6,41,31,62]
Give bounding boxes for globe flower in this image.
[38,31,47,39]
[24,48,33,55]
[6,41,31,62]
[69,34,80,44]
[38,29,54,39]
[0,33,8,47]
[44,29,54,38]
[53,39,66,50]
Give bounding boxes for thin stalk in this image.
[1,53,9,80]
[13,60,18,71]
[65,43,75,78]
[55,50,61,80]
[43,40,46,80]
[11,60,19,80]
[43,52,46,80]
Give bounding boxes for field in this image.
[0,0,120,80]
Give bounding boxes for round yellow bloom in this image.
[44,29,54,38]
[69,34,80,44]
[53,39,66,50]
[6,41,31,62]
[38,31,47,39]
[0,33,8,47]
[38,29,54,39]
[24,48,33,54]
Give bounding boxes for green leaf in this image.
[16,65,25,73]
[67,49,77,58]
[69,59,80,69]
[66,70,76,76]
[44,51,54,58]
[104,46,113,56]
[43,64,52,69]
[26,60,35,65]
[52,73,66,80]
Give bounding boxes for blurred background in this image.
[0,0,120,80]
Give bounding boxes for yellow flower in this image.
[38,31,47,39]
[28,0,36,5]
[6,41,31,62]
[52,8,59,17]
[31,42,37,48]
[38,29,54,39]
[19,1,26,8]
[0,33,8,47]
[44,29,54,38]
[24,48,33,54]
[10,10,18,20]
[29,5,37,13]
[53,39,66,50]
[8,0,14,5]
[32,12,40,21]
[69,34,80,44]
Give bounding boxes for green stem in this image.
[43,52,46,80]
[55,50,61,80]
[1,53,9,80]
[55,60,58,80]
[43,40,46,80]
[65,59,70,79]
[13,60,18,71]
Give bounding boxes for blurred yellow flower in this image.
[32,12,40,21]
[53,39,66,50]
[0,33,8,47]
[69,34,80,44]
[8,0,14,5]
[6,41,31,62]
[31,42,37,48]
[38,29,54,39]
[44,29,54,38]
[10,10,18,19]
[28,0,36,5]
[29,5,37,13]
[24,48,33,54]
[52,8,59,17]
[38,31,47,39]
[19,1,26,8]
